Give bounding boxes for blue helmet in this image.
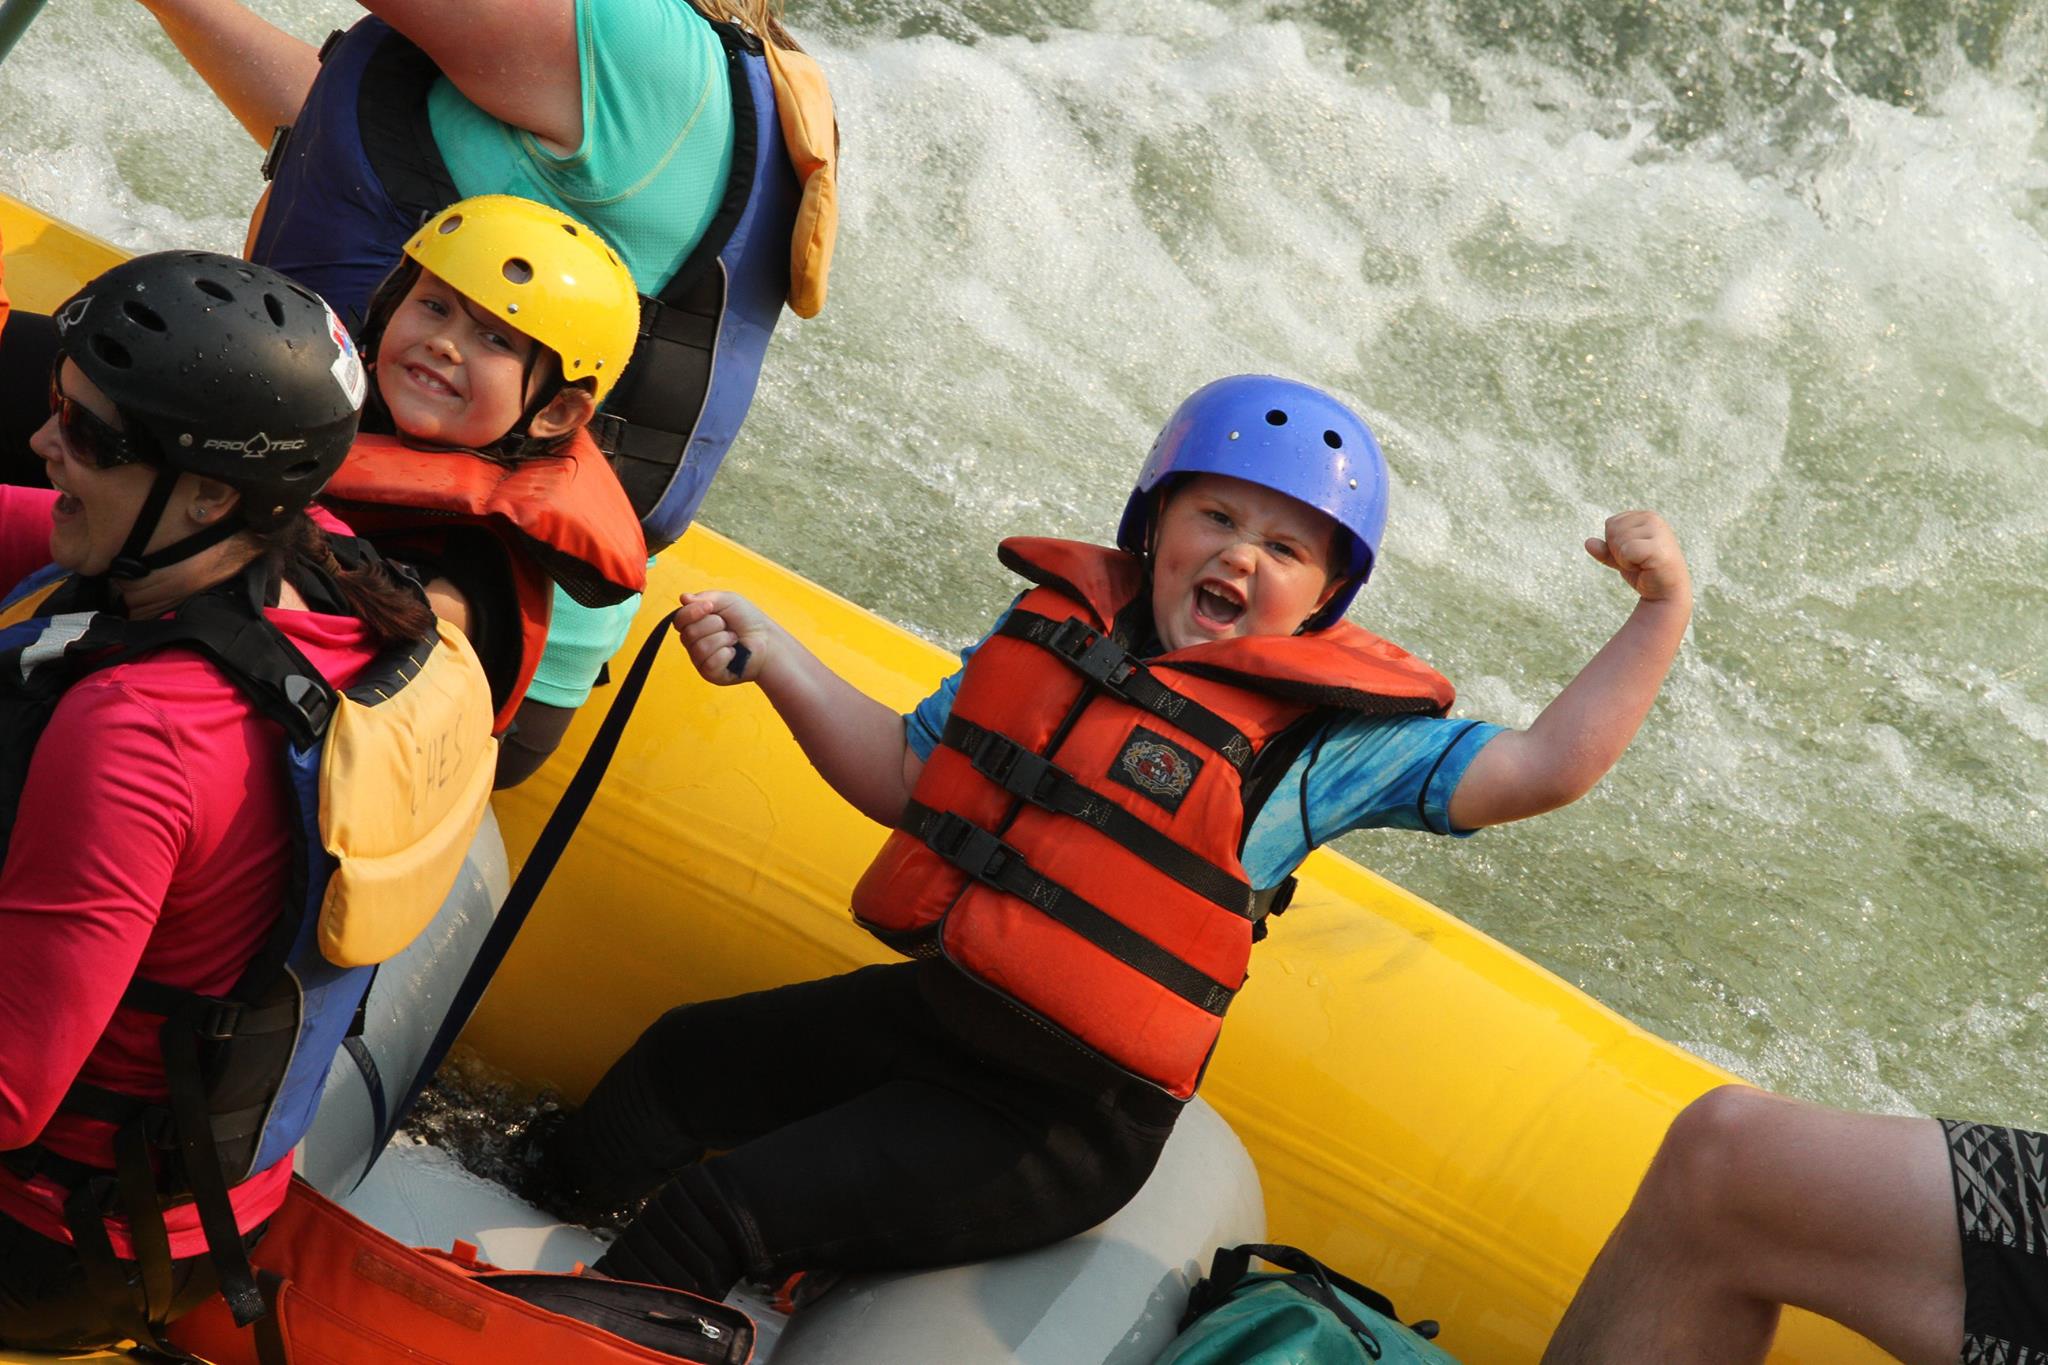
[1116,375,1390,630]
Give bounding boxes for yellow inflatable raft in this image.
[0,193,1886,1364]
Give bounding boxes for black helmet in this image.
[53,251,365,544]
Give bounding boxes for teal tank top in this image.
[426,0,735,293]
[428,0,733,708]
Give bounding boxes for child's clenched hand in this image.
[673,590,773,685]
[1585,511,1690,607]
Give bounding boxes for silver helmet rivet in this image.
[179,433,194,447]
[1348,478,1357,489]
[506,302,520,314]
[1228,431,1240,440]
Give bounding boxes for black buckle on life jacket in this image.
[194,999,245,1043]
[1045,619,1140,690]
[926,810,1015,883]
[281,673,333,736]
[260,123,293,182]
[1248,876,1298,942]
[959,726,1058,803]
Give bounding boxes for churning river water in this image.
[4,0,2047,1124]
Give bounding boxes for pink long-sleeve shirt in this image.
[0,487,380,1257]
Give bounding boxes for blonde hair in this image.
[695,0,803,51]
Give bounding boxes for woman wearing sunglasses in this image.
[0,250,491,1352]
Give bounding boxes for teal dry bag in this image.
[1156,1243,1462,1365]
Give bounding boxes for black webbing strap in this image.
[154,593,335,749]
[343,1036,389,1147]
[340,964,390,1143]
[62,1176,172,1357]
[902,801,1236,1016]
[996,610,1255,770]
[159,1005,267,1326]
[58,1172,214,1362]
[0,1139,94,1188]
[47,580,337,753]
[21,973,295,1333]
[1184,1243,1403,1358]
[939,715,1256,918]
[111,1120,176,1327]
[118,976,297,1039]
[54,1080,148,1126]
[384,621,670,1153]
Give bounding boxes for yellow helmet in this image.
[403,195,641,402]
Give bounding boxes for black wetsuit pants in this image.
[557,961,1183,1299]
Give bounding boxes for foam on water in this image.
[4,0,2045,1122]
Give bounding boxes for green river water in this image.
[3,0,2046,1124]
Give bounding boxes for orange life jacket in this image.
[320,430,648,731]
[851,537,1456,1099]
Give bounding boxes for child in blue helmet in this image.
[552,375,1692,1300]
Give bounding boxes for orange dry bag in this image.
[168,1177,754,1364]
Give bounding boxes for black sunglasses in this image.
[48,361,153,470]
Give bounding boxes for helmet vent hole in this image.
[263,294,288,327]
[438,214,463,235]
[121,300,167,332]
[284,458,323,479]
[195,277,234,302]
[502,258,535,285]
[90,335,133,368]
[1265,408,1287,426]
[561,223,580,236]
[1323,429,1342,449]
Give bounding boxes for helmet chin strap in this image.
[106,464,244,582]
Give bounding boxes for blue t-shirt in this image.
[904,608,1503,890]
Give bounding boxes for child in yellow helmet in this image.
[318,194,650,785]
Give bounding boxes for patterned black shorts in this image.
[1944,1119,2048,1364]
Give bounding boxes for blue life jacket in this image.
[250,13,800,551]
[0,551,492,1343]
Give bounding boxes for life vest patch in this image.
[1111,726,1204,813]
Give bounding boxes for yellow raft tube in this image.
[0,195,1886,1364]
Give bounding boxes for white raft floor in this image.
[338,1095,1262,1365]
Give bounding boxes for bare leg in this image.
[1543,1086,1963,1365]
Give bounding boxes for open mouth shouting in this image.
[50,477,81,520]
[1191,579,1246,631]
